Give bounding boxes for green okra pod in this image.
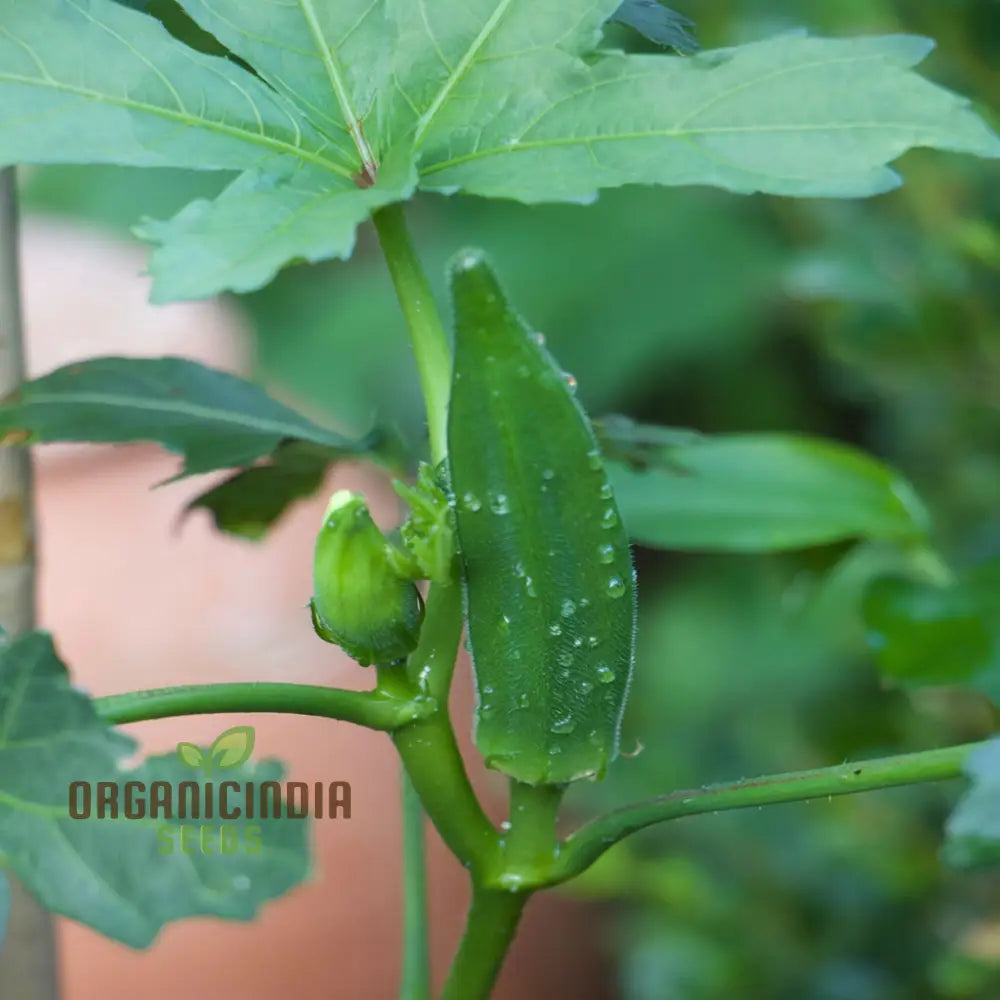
[447,250,636,785]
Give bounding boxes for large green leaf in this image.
[944,739,1000,868]
[602,426,930,551]
[0,630,309,946]
[0,0,325,171]
[403,30,1000,202]
[0,0,414,300]
[0,356,372,477]
[2,1,998,301]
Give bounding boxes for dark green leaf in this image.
[0,357,369,477]
[0,631,309,946]
[448,251,636,785]
[185,440,345,540]
[610,1,699,53]
[944,740,1000,868]
[604,429,930,552]
[863,558,1000,696]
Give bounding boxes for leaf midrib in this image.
[296,0,376,173]
[10,391,345,448]
[413,0,515,147]
[0,69,352,180]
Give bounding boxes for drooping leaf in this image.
[185,440,342,541]
[0,630,309,947]
[3,1,999,301]
[0,356,372,478]
[603,429,931,552]
[944,740,1000,868]
[134,148,416,302]
[448,251,636,785]
[610,1,699,53]
[864,558,1000,699]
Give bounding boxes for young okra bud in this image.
[311,490,424,666]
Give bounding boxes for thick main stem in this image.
[386,583,498,876]
[438,889,528,1000]
[0,167,58,1000]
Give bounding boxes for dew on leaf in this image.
[598,543,615,564]
[596,664,616,684]
[551,716,576,735]
[606,576,626,598]
[488,492,510,515]
[461,491,482,512]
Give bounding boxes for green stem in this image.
[399,769,430,1000]
[550,741,984,884]
[496,781,565,889]
[439,888,528,1000]
[372,203,452,465]
[388,583,499,876]
[94,682,432,731]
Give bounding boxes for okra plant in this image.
[0,1,999,997]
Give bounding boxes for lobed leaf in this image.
[0,630,309,946]
[2,2,998,300]
[0,0,327,173]
[408,31,1000,202]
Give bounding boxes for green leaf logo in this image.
[209,726,255,772]
[176,742,205,770]
[175,726,255,776]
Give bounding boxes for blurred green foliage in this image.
[17,0,1000,996]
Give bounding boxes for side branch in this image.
[94,681,435,731]
[550,741,984,884]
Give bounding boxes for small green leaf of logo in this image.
[210,725,255,771]
[176,742,205,770]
